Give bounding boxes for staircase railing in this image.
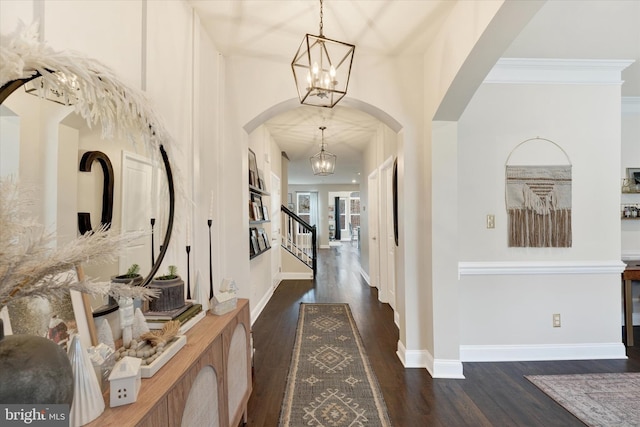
[281,205,317,276]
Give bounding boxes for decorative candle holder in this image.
[208,219,213,300]
[186,245,191,300]
[150,218,156,265]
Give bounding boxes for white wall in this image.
[456,67,627,360]
[407,0,522,377]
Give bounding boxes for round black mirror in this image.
[0,74,175,290]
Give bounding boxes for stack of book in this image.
[144,301,203,331]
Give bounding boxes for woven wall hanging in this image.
[505,138,572,248]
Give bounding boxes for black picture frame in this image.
[250,227,260,254]
[248,149,258,187]
[258,228,270,248]
[257,228,267,251]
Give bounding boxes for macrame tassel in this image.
[508,208,571,247]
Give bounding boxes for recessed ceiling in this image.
[189,0,640,185]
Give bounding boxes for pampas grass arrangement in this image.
[0,21,172,153]
[0,178,157,309]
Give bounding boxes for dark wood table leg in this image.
[624,278,634,346]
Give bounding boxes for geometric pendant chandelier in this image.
[310,126,336,175]
[291,0,355,108]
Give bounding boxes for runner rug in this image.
[526,373,640,426]
[279,303,392,426]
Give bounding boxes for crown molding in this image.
[485,58,634,86]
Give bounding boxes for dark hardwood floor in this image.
[247,243,640,426]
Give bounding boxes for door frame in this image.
[368,169,380,292]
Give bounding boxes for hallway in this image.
[247,244,640,426]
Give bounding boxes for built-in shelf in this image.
[248,149,270,259]
[250,246,271,260]
[249,185,270,196]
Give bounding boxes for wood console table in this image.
[86,299,251,427]
[623,261,640,347]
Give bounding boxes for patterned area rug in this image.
[279,303,392,426]
[526,373,640,426]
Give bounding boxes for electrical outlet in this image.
[487,214,495,229]
[553,313,561,328]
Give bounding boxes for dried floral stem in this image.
[0,178,156,308]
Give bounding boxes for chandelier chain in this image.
[320,125,326,149]
[319,0,324,36]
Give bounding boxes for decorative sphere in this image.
[0,334,73,405]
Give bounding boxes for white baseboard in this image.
[396,340,420,366]
[394,311,400,329]
[272,272,282,290]
[433,359,465,379]
[280,272,313,280]
[396,340,464,378]
[329,241,341,247]
[460,343,627,362]
[251,286,274,326]
[360,268,371,286]
[320,244,330,249]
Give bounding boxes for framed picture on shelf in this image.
[627,167,640,188]
[249,233,256,255]
[256,228,267,251]
[248,148,258,182]
[252,202,261,221]
[249,201,256,221]
[250,228,260,254]
[257,169,266,191]
[258,228,270,248]
[251,193,264,220]
[262,206,269,221]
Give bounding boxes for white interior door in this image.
[270,172,281,288]
[368,170,380,290]
[120,151,153,274]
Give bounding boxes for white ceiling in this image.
[189,0,640,185]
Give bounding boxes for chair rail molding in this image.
[622,96,640,114]
[458,260,626,277]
